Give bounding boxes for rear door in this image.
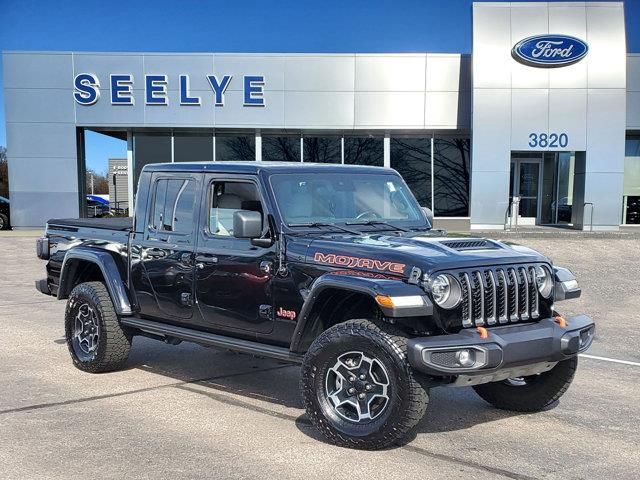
[131,172,200,322]
[193,175,276,334]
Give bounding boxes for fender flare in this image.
[289,273,431,353]
[58,246,133,316]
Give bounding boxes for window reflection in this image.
[390,137,432,208]
[433,137,470,217]
[133,133,172,188]
[263,136,301,162]
[174,133,213,162]
[304,137,341,164]
[344,137,383,166]
[215,134,255,161]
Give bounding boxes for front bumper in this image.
[407,315,595,386]
[35,279,51,296]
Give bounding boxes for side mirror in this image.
[421,206,434,227]
[233,210,262,239]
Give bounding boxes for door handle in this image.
[195,255,218,269]
[143,248,166,259]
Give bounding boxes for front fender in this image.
[58,246,133,316]
[289,273,431,353]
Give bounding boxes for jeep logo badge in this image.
[511,34,588,68]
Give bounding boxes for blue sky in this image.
[1,0,639,172]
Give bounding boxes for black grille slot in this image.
[446,264,544,329]
[442,239,489,250]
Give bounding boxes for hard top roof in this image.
[142,162,390,175]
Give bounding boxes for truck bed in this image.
[47,217,133,231]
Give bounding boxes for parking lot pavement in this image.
[1,236,639,479]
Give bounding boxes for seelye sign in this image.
[73,73,266,107]
[511,34,588,68]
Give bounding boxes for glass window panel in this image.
[151,178,196,234]
[215,134,255,161]
[208,181,262,236]
[624,137,640,197]
[390,137,431,208]
[433,137,471,217]
[304,137,341,164]
[262,136,301,162]
[174,133,213,162]
[133,133,171,188]
[625,196,640,224]
[344,137,383,166]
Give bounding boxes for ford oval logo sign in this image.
[512,34,588,68]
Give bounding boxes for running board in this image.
[121,317,303,364]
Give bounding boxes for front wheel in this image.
[473,356,578,412]
[301,319,429,450]
[65,281,132,373]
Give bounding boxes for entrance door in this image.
[510,158,541,225]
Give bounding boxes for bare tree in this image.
[86,168,109,194]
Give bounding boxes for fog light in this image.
[578,326,595,351]
[455,349,476,367]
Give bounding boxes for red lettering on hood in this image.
[313,252,405,274]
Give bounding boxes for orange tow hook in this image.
[477,327,489,339]
[554,315,567,328]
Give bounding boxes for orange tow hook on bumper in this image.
[477,327,489,339]
[554,315,567,328]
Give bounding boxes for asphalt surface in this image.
[1,235,639,479]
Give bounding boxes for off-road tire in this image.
[301,319,429,450]
[65,281,131,373]
[473,356,578,412]
[0,213,8,230]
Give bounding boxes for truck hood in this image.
[301,233,549,277]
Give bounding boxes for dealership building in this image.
[2,1,639,230]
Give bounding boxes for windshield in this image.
[269,172,427,229]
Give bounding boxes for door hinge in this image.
[181,292,193,307]
[259,304,273,319]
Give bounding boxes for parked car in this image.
[0,195,10,230]
[86,195,111,218]
[35,163,594,449]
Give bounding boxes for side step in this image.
[121,317,303,364]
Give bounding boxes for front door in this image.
[130,173,200,322]
[194,175,276,334]
[509,158,541,226]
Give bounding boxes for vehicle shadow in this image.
[117,336,539,446]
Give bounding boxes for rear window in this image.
[150,178,196,234]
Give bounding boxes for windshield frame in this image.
[267,170,430,234]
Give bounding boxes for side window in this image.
[150,178,197,235]
[208,181,262,236]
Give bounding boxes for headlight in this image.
[430,274,462,309]
[535,265,553,298]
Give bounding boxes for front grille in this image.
[455,265,541,328]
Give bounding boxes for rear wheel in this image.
[473,356,578,412]
[301,319,429,450]
[0,213,8,230]
[65,281,131,373]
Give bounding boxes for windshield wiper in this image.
[346,220,409,232]
[288,222,363,235]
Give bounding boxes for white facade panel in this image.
[472,4,511,89]
[548,89,587,151]
[8,156,79,193]
[354,92,424,128]
[425,91,469,129]
[214,55,285,91]
[285,91,352,128]
[75,90,145,125]
[511,89,549,150]
[355,55,426,92]
[5,88,75,123]
[426,55,470,92]
[144,54,213,91]
[585,5,626,89]
[73,54,144,87]
[5,123,77,158]
[3,52,73,89]
[549,5,588,88]
[284,56,354,92]
[510,4,550,89]
[143,90,215,125]
[627,91,640,130]
[586,89,626,173]
[220,90,285,127]
[472,89,512,172]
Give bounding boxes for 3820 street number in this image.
[528,132,568,148]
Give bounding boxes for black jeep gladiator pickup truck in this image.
[36,162,594,449]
